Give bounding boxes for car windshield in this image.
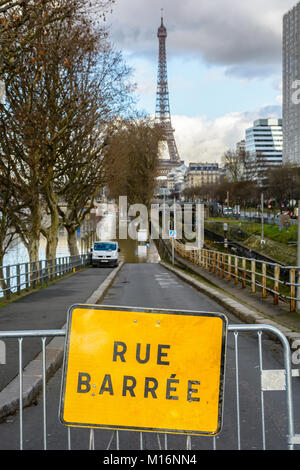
[94,242,117,251]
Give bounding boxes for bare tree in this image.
[0,1,115,80]
[106,118,165,210]
[222,149,245,182]
[0,0,127,262]
[265,163,300,207]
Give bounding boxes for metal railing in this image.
[0,323,299,450]
[0,254,91,299]
[174,240,300,312]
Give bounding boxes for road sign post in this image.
[60,305,228,436]
[169,230,176,265]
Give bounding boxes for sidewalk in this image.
[0,267,115,392]
[0,263,125,421]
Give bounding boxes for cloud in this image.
[109,0,296,79]
[171,105,282,164]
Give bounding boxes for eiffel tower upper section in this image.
[155,12,183,172]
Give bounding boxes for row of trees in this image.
[183,162,300,210]
[0,0,163,268]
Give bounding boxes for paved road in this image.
[0,263,300,450]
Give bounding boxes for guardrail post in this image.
[217,253,221,276]
[205,250,209,270]
[234,257,239,284]
[25,263,29,291]
[30,261,37,289]
[242,258,246,288]
[222,254,225,278]
[290,269,296,313]
[228,255,232,281]
[16,264,20,295]
[39,260,43,285]
[48,259,52,280]
[262,263,267,298]
[46,259,50,282]
[251,260,256,294]
[5,266,11,299]
[213,252,216,274]
[274,265,280,305]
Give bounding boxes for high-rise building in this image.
[245,118,283,180]
[283,3,300,164]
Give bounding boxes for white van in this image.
[91,241,120,267]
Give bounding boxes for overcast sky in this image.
[108,0,296,164]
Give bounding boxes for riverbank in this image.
[205,219,298,265]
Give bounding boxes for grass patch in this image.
[207,218,298,245]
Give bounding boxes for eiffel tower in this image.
[155,11,184,176]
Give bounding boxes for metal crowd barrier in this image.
[0,324,299,450]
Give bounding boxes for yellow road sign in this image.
[59,305,228,436]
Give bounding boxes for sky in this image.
[108,0,297,164]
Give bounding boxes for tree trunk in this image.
[45,208,59,261]
[66,226,80,256]
[25,198,42,285]
[0,253,8,298]
[44,187,60,261]
[28,237,40,286]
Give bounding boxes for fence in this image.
[0,254,91,300]
[0,323,299,450]
[174,240,300,313]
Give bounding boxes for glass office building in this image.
[245,119,283,179]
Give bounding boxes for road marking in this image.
[154,274,184,289]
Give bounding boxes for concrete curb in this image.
[84,262,124,305]
[0,262,124,421]
[160,261,300,350]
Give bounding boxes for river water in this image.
[95,205,160,264]
[3,203,160,269]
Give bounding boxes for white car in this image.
[91,241,120,267]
